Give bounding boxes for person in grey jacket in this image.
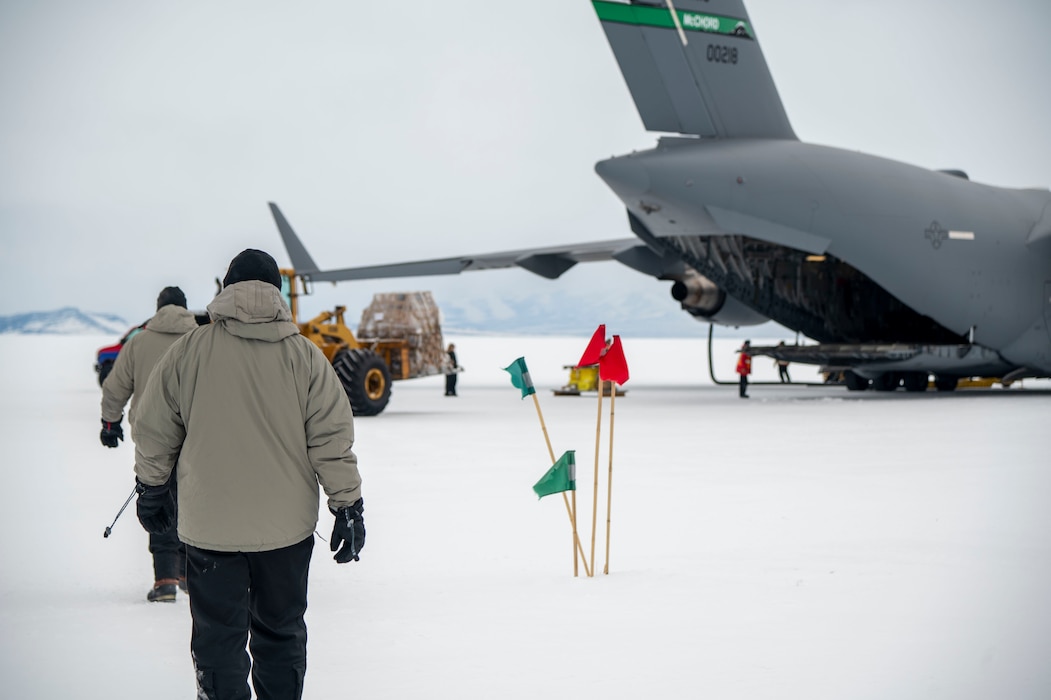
[131,249,365,700]
[100,285,198,602]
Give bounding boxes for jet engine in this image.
[670,269,768,327]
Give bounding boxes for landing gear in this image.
[934,375,959,392]
[901,372,929,392]
[840,371,964,393]
[843,370,870,391]
[871,372,900,392]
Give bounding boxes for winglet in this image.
[268,202,320,274]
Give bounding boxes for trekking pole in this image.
[103,485,138,538]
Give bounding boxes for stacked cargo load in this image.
[357,292,447,380]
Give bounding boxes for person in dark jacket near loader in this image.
[100,285,198,602]
[444,342,459,396]
[131,249,365,700]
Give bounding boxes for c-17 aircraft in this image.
[270,0,1051,392]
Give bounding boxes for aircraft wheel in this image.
[333,348,392,416]
[871,372,900,392]
[843,370,870,391]
[934,375,959,392]
[902,372,929,392]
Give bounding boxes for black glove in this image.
[136,478,176,535]
[330,498,365,563]
[100,418,124,448]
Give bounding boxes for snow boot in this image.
[147,578,179,603]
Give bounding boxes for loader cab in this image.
[279,268,309,323]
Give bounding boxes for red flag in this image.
[576,324,606,367]
[599,335,629,385]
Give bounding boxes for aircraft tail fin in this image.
[268,202,320,274]
[593,0,795,139]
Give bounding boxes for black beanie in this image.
[156,286,187,310]
[223,249,281,290]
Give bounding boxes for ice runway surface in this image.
[2,335,1050,699]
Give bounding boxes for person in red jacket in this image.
[736,340,752,398]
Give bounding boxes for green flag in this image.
[533,451,576,499]
[503,356,536,398]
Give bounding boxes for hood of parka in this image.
[144,304,199,335]
[207,280,300,342]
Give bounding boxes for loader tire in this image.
[333,349,392,416]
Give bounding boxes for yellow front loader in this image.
[280,269,448,416]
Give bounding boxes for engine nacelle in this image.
[671,271,722,311]
[671,270,768,327]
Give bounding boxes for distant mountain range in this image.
[0,307,130,335]
[0,305,783,340]
[433,289,788,339]
[437,293,703,338]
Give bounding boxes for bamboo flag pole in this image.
[572,485,580,577]
[603,384,618,575]
[571,325,608,579]
[589,377,605,577]
[530,393,590,577]
[598,334,628,576]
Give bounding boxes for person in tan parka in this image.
[100,285,198,602]
[131,249,364,700]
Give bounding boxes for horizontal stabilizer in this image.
[593,0,795,139]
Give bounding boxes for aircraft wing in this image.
[269,202,683,282]
[302,238,672,282]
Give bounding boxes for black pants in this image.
[778,364,791,383]
[187,536,314,700]
[148,470,184,580]
[150,528,185,580]
[739,374,749,397]
[445,373,457,395]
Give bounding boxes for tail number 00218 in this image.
[706,44,738,64]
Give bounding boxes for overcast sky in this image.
[2,0,1048,327]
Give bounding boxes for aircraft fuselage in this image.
[597,137,1051,374]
